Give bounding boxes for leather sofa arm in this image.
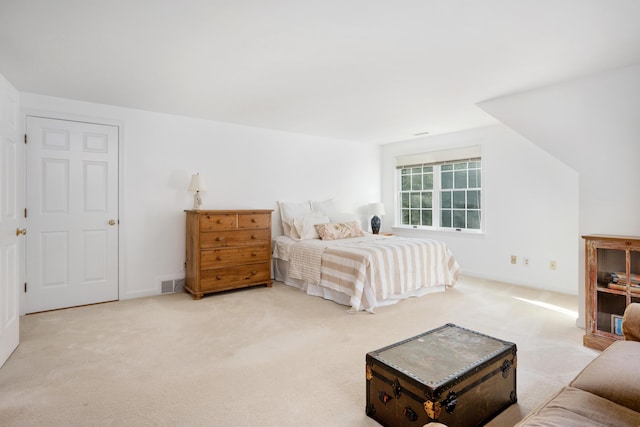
[622,303,640,341]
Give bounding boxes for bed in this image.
[273,200,460,312]
[273,234,460,313]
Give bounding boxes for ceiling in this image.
[1,0,640,144]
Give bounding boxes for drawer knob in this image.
[216,275,223,280]
[217,219,223,224]
[251,252,257,257]
[251,218,257,223]
[251,235,256,239]
[251,270,257,275]
[216,237,224,241]
[216,256,222,261]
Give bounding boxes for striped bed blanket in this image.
[273,235,460,312]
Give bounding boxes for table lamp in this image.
[368,202,385,234]
[187,173,208,210]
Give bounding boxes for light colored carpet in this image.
[0,276,599,426]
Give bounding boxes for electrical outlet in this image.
[510,255,517,264]
[550,260,557,270]
[523,258,529,266]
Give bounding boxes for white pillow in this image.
[278,201,312,238]
[312,199,339,216]
[281,218,300,239]
[329,212,360,223]
[293,215,330,240]
[278,200,312,220]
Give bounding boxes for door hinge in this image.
[24,208,27,218]
[24,283,27,293]
[24,134,27,144]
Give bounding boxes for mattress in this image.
[272,234,460,312]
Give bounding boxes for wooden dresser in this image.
[185,209,273,299]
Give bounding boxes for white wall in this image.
[381,125,579,295]
[20,93,381,300]
[477,63,640,326]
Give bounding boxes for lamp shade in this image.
[187,173,208,192]
[368,202,386,216]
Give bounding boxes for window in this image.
[439,160,481,230]
[400,165,434,227]
[396,147,482,231]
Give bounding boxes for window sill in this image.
[391,225,485,238]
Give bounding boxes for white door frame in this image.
[20,109,125,315]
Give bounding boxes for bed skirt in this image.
[273,258,445,312]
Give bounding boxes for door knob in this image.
[108,219,116,225]
[16,228,27,236]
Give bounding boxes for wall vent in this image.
[160,277,186,294]
[161,280,174,294]
[174,279,185,293]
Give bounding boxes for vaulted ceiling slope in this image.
[1,0,640,144]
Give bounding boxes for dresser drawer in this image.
[200,263,271,291]
[200,229,271,248]
[201,245,270,269]
[200,213,237,231]
[238,213,271,229]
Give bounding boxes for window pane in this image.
[422,210,432,226]
[453,191,466,208]
[412,174,422,190]
[411,167,421,174]
[467,190,480,209]
[467,211,481,229]
[442,171,453,189]
[410,192,421,208]
[454,162,467,170]
[422,173,433,189]
[454,170,468,189]
[453,210,466,228]
[441,191,451,208]
[410,210,420,225]
[423,166,433,173]
[422,192,432,208]
[441,210,451,228]
[401,175,411,191]
[468,161,480,169]
[402,209,410,224]
[441,164,453,171]
[468,169,480,188]
[402,193,409,208]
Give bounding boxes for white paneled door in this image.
[0,76,21,368]
[25,117,119,313]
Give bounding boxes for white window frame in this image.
[395,146,483,233]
